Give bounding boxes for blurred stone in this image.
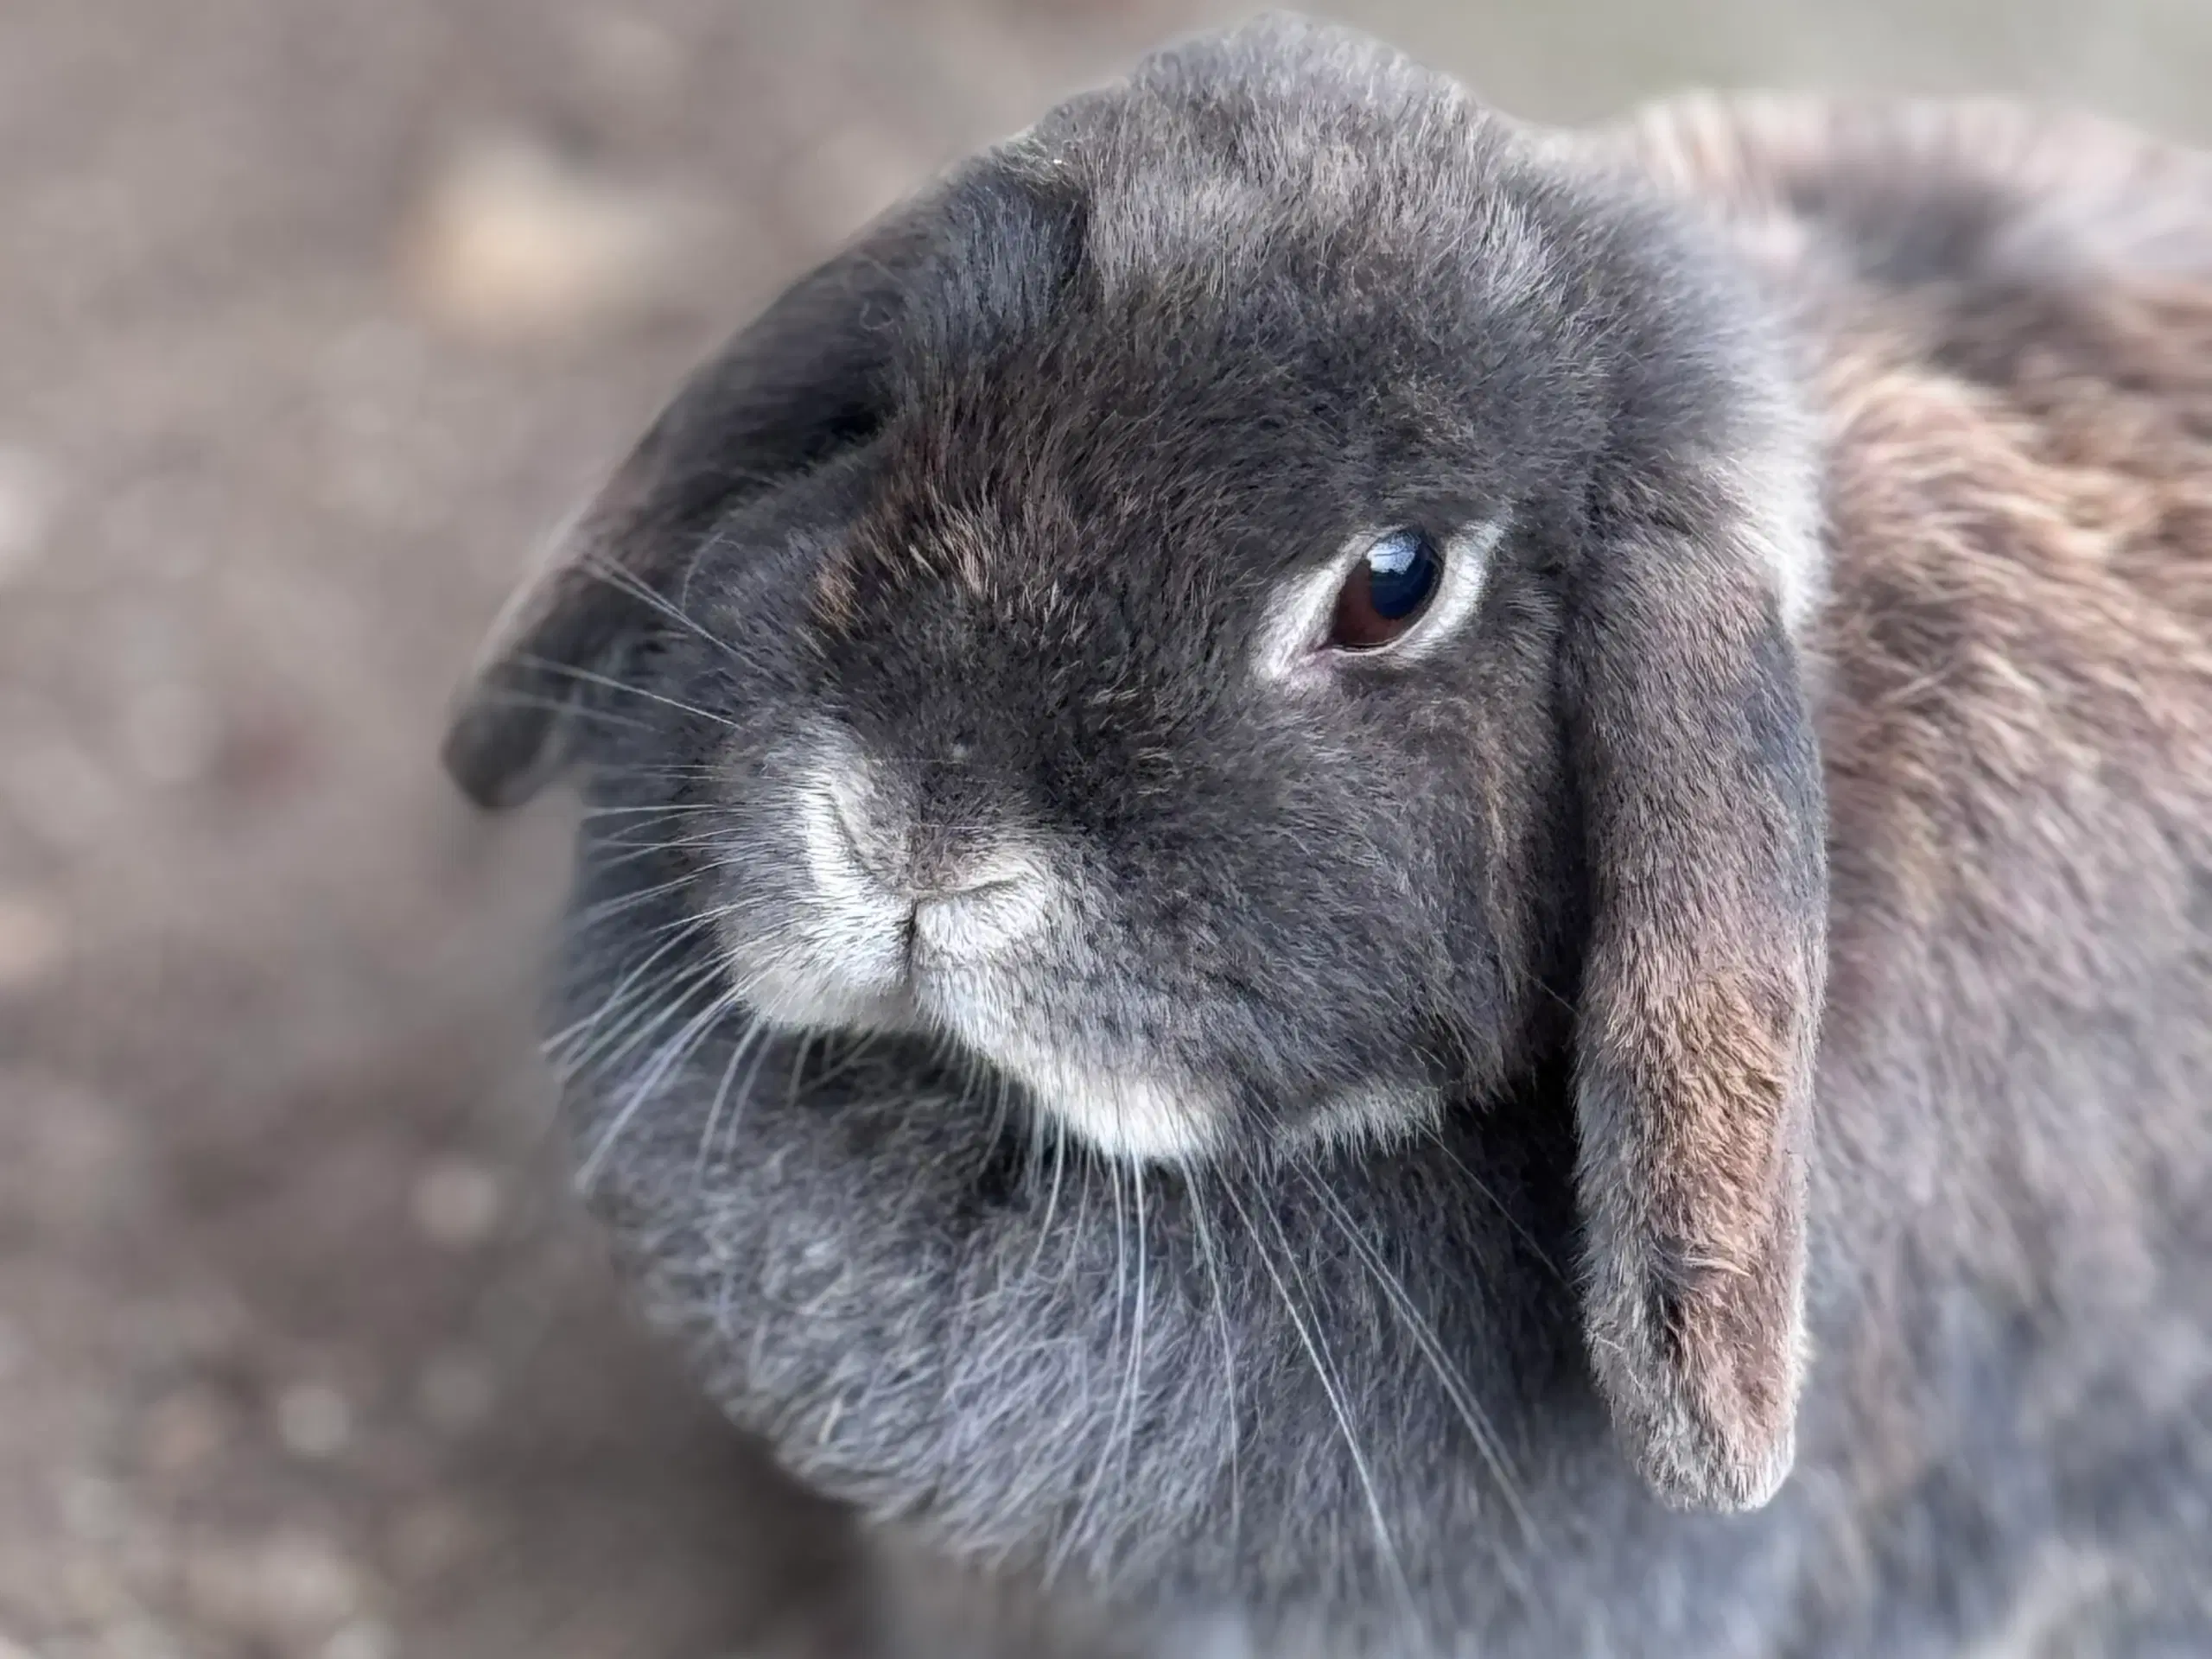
[572,10,686,109]
[272,1383,353,1461]
[0,446,56,588]
[321,1620,393,1659]
[408,1157,502,1250]
[181,1533,361,1639]
[118,685,220,790]
[126,1294,251,1370]
[398,135,696,341]
[414,1351,494,1433]
[385,1499,487,1584]
[55,1476,126,1546]
[1,1079,141,1236]
[5,735,119,847]
[0,893,67,994]
[138,1389,228,1478]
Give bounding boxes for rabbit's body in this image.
[449,23,2212,1657]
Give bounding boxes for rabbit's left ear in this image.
[1563,454,1828,1513]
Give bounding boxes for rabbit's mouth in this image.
[714,749,1230,1162]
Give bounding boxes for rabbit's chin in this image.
[750,964,1445,1168]
[747,974,1230,1163]
[919,995,1227,1163]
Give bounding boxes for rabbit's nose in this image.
[909,851,1056,962]
[812,781,1054,961]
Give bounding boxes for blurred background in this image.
[1,3,2208,1656]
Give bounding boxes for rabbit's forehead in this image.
[1073,141,1552,315]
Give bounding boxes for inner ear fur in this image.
[1564,499,1828,1513]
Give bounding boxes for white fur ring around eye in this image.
[1254,516,1508,682]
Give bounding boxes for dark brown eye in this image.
[1330,529,1442,649]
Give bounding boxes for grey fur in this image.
[446,14,2212,1656]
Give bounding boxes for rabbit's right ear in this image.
[441,156,1085,810]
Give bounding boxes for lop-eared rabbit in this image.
[443,15,2212,1656]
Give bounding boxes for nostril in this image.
[802,775,910,906]
[826,792,905,891]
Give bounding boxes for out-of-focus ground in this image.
[0,3,2206,1656]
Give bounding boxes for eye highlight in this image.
[1331,529,1441,649]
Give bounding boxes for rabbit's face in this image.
[700,270,1595,1163]
[450,16,1829,1524]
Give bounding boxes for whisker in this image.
[543,913,718,1064]
[582,832,730,879]
[1025,1116,1071,1280]
[509,651,741,731]
[1120,1160,1153,1503]
[1292,1158,1536,1554]
[577,981,740,1192]
[1418,1125,1569,1288]
[558,957,724,1084]
[1181,1160,1243,1558]
[576,553,746,663]
[693,1013,772,1180]
[464,690,654,732]
[1218,1174,1428,1654]
[569,868,709,931]
[577,801,730,822]
[1048,1153,1131,1587]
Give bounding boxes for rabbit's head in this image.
[448,13,1828,1548]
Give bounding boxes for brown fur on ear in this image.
[1566,518,1827,1512]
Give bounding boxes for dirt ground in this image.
[2,3,2207,1657]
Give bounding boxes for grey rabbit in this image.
[442,13,2212,1656]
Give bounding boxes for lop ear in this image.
[441,240,907,809]
[1563,466,1827,1512]
[441,155,1084,809]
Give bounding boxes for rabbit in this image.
[442,13,2212,1656]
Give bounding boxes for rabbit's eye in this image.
[1330,529,1441,649]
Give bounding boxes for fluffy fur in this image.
[445,16,2212,1656]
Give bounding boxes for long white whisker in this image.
[1047,1153,1129,1588]
[1181,1160,1243,1558]
[1026,1116,1071,1280]
[693,1014,772,1179]
[1293,1158,1536,1554]
[577,983,739,1192]
[1420,1124,1570,1287]
[569,868,709,931]
[1219,1175,1428,1653]
[1120,1162,1152,1501]
[576,553,746,663]
[467,690,654,732]
[552,953,721,1079]
[583,831,731,878]
[563,955,727,1086]
[577,801,730,822]
[544,913,717,1062]
[510,651,741,731]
